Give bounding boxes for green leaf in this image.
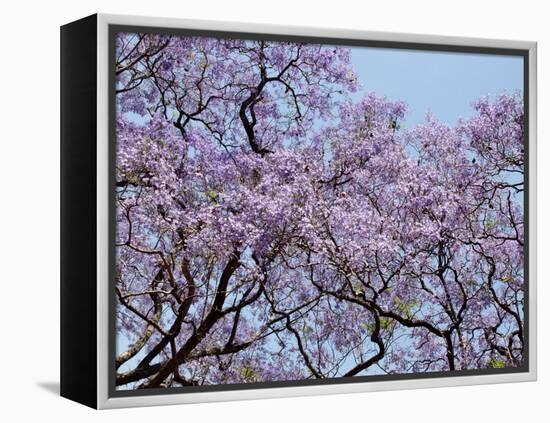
[394,296,418,319]
[207,189,219,203]
[485,218,497,230]
[380,317,395,331]
[489,358,506,369]
[240,366,256,381]
[363,317,395,333]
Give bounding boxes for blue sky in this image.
[349,47,524,127]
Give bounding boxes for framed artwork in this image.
[60,14,537,409]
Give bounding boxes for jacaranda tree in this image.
[114,32,524,389]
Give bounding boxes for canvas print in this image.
[113,30,526,392]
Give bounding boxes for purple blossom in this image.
[114,32,525,390]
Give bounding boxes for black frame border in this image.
[60,14,98,409]
[107,23,530,399]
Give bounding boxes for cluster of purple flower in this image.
[114,32,524,389]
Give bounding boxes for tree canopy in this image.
[114,32,525,389]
